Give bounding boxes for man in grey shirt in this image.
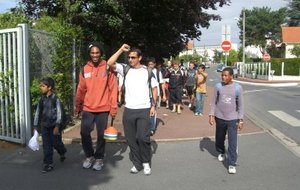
[209,67,244,174]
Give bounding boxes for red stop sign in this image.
[263,53,271,61]
[221,40,232,51]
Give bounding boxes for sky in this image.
[196,0,289,46]
[0,0,289,46]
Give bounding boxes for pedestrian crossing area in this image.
[268,110,300,127]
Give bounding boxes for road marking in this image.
[268,110,300,127]
[247,111,300,158]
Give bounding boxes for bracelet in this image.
[239,121,244,124]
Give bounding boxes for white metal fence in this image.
[0,24,31,144]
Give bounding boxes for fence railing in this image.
[237,62,300,81]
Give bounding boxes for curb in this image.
[234,79,300,87]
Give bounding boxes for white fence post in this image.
[281,62,284,78]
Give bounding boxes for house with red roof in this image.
[282,27,300,58]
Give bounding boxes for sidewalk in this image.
[62,86,262,144]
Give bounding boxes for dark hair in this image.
[40,77,55,89]
[87,41,105,56]
[198,64,206,70]
[222,67,234,76]
[147,57,156,63]
[128,48,142,57]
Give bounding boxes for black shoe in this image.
[42,164,54,173]
[60,155,66,162]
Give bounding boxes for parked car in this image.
[217,64,225,72]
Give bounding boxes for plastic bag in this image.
[28,130,39,151]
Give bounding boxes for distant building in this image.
[282,27,300,58]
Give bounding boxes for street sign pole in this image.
[221,40,232,66]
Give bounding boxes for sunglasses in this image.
[128,56,138,59]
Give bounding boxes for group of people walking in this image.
[33,42,244,175]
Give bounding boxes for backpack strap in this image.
[215,82,223,105]
[121,64,131,94]
[234,82,239,112]
[147,67,154,98]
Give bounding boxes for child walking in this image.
[33,77,67,173]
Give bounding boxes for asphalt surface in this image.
[0,78,300,190]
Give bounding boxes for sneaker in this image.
[60,154,66,162]
[143,163,151,175]
[42,164,54,173]
[130,166,139,174]
[194,112,199,116]
[92,159,104,171]
[83,157,95,169]
[198,113,203,116]
[228,165,236,174]
[188,103,192,108]
[218,154,225,162]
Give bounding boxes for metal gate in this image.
[0,24,31,144]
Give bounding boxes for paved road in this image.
[1,132,300,190]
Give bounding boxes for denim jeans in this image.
[215,117,238,166]
[195,92,205,114]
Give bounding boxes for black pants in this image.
[123,107,151,170]
[42,126,66,165]
[80,111,109,159]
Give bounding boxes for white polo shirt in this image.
[116,63,158,109]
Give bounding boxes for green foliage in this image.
[30,16,83,111]
[30,78,42,109]
[227,49,239,66]
[19,0,231,58]
[0,12,29,29]
[291,45,300,58]
[213,49,239,65]
[237,7,287,53]
[286,0,300,26]
[271,58,300,76]
[177,54,203,64]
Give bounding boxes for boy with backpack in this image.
[209,67,244,174]
[33,77,67,173]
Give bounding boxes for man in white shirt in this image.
[107,44,158,176]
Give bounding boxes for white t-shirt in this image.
[116,63,158,109]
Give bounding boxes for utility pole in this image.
[242,8,246,77]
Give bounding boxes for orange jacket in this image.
[75,60,118,115]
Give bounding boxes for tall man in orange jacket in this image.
[75,42,118,171]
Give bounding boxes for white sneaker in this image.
[188,103,192,108]
[194,112,199,116]
[83,157,95,169]
[199,113,203,116]
[143,163,151,175]
[228,165,236,174]
[92,159,104,171]
[130,166,139,174]
[218,154,225,162]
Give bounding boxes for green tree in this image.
[286,0,300,26]
[237,7,286,56]
[18,0,231,58]
[291,45,300,57]
[0,12,29,29]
